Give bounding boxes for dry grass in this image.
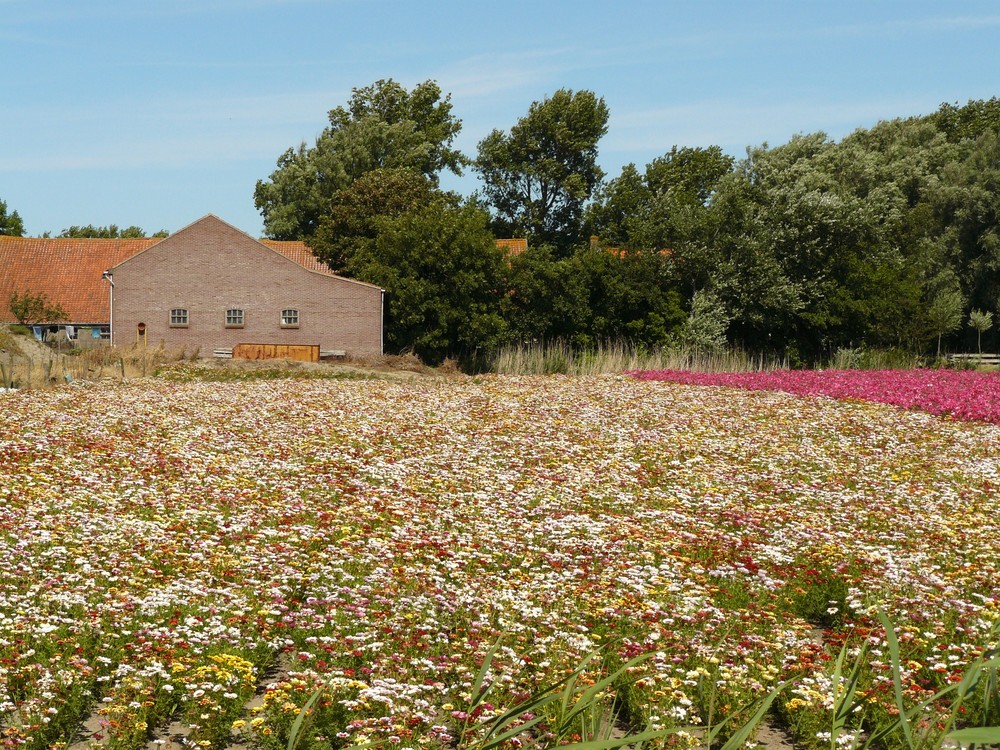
[0,327,24,358]
[0,328,183,389]
[492,340,788,376]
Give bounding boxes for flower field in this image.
[1,373,999,750]
[628,368,1000,424]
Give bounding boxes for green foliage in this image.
[567,244,685,348]
[310,168,442,272]
[476,88,609,253]
[349,199,508,364]
[255,79,466,240]
[250,85,1000,365]
[501,240,686,354]
[7,290,68,325]
[502,243,590,344]
[680,289,730,353]
[583,164,652,247]
[968,308,994,354]
[932,97,1000,142]
[57,224,165,238]
[927,283,965,356]
[0,198,25,236]
[645,145,734,205]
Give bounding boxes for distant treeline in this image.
[255,82,999,364]
[11,83,998,366]
[579,98,1000,364]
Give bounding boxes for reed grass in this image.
[492,340,788,376]
[0,338,183,390]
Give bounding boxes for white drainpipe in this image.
[102,271,114,346]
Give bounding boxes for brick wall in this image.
[109,216,382,356]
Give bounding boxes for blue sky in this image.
[2,0,999,237]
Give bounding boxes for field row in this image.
[1,374,999,749]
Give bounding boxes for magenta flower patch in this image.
[629,368,1000,424]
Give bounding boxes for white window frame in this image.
[280,308,300,328]
[225,308,245,328]
[169,308,189,327]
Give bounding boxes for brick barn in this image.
[2,214,384,358]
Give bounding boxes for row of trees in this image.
[253,80,1000,364]
[0,212,168,240]
[7,82,998,364]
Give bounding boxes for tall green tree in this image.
[585,146,734,300]
[926,283,965,356]
[476,89,609,253]
[309,168,442,273]
[255,79,466,240]
[347,199,508,363]
[0,199,24,236]
[644,145,734,206]
[583,164,652,247]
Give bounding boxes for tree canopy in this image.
[309,168,443,273]
[57,225,168,238]
[254,79,466,240]
[476,89,609,253]
[8,290,67,325]
[250,88,1000,364]
[0,200,24,237]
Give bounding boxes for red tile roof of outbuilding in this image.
[0,236,156,324]
[1,227,527,325]
[0,234,336,324]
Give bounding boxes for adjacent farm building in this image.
[0,215,384,358]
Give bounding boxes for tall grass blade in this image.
[946,726,1000,745]
[554,726,678,750]
[559,651,650,733]
[286,686,325,750]
[878,609,914,750]
[712,680,792,750]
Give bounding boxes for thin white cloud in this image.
[603,95,939,156]
[434,46,610,101]
[10,0,330,21]
[0,87,357,173]
[820,14,1000,38]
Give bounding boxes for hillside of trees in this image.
[8,83,998,366]
[252,81,1000,365]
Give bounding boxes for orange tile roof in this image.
[495,238,528,256]
[261,240,334,275]
[0,236,157,324]
[0,234,336,325]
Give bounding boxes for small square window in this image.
[170,308,189,327]
[226,309,245,327]
[281,308,300,327]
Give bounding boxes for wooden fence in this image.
[231,343,320,363]
[947,353,1000,366]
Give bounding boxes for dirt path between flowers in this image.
[65,653,296,750]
